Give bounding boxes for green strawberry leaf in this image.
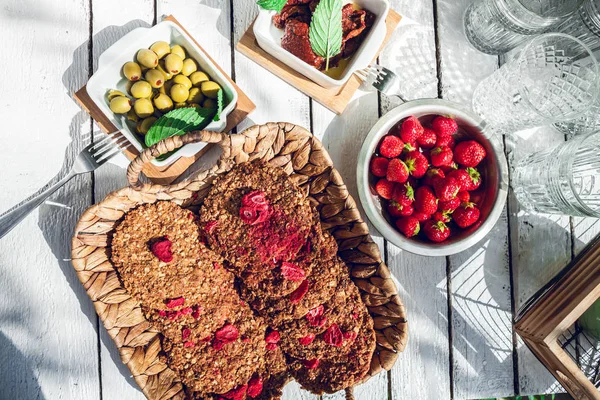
[145,107,214,148]
[309,0,343,70]
[213,89,224,122]
[256,0,287,12]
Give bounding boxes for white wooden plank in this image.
[507,126,570,394]
[435,0,515,397]
[379,1,452,400]
[0,0,100,399]
[90,0,154,398]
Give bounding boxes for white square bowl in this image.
[253,0,389,89]
[87,20,238,167]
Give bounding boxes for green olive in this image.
[170,83,190,103]
[190,71,210,87]
[172,74,192,90]
[130,81,153,98]
[160,79,174,95]
[187,87,204,104]
[134,98,154,118]
[164,53,183,75]
[201,81,221,99]
[181,58,197,76]
[122,62,142,81]
[127,108,139,122]
[170,45,186,59]
[203,98,217,109]
[145,69,165,88]
[137,116,158,135]
[174,102,188,109]
[107,89,127,101]
[156,61,172,80]
[150,41,170,59]
[109,96,132,114]
[136,49,159,69]
[153,93,174,112]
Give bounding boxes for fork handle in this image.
[0,172,75,240]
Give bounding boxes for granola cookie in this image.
[111,201,231,311]
[287,311,376,394]
[162,303,268,394]
[199,162,314,274]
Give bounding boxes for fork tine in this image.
[95,147,121,164]
[88,134,114,151]
[90,136,120,158]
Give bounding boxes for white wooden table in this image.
[0,1,595,399]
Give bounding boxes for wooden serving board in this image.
[236,10,401,115]
[75,15,256,185]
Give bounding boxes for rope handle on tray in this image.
[126,130,226,187]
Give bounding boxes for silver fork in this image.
[355,64,408,103]
[0,134,125,239]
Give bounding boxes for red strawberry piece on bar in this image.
[204,220,218,234]
[266,343,278,351]
[299,334,316,345]
[343,331,358,342]
[247,375,264,398]
[375,179,395,200]
[432,116,458,137]
[436,134,455,149]
[423,220,451,242]
[414,186,438,215]
[404,150,429,178]
[182,327,191,340]
[183,341,195,348]
[399,116,424,144]
[454,202,481,228]
[165,297,185,309]
[303,359,320,369]
[430,146,454,167]
[422,168,445,187]
[417,127,437,149]
[281,262,306,282]
[392,182,415,207]
[386,158,409,183]
[265,330,280,344]
[221,384,248,400]
[151,237,173,263]
[387,201,413,218]
[379,135,404,158]
[454,140,486,167]
[242,190,268,207]
[215,324,239,344]
[370,156,389,177]
[290,280,309,304]
[395,216,420,238]
[305,305,327,327]
[433,177,460,202]
[323,324,344,347]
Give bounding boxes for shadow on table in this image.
[0,330,45,400]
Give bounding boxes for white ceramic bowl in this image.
[254,0,389,89]
[357,99,509,257]
[87,20,238,167]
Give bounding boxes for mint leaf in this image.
[145,107,214,147]
[213,89,224,122]
[257,0,287,12]
[309,0,343,70]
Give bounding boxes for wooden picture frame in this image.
[514,234,600,400]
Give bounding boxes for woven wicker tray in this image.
[71,123,408,399]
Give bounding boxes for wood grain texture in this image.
[436,0,515,397]
[0,0,100,399]
[236,11,402,115]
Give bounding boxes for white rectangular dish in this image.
[253,0,389,89]
[87,20,238,167]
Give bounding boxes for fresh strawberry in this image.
[436,134,455,149]
[448,168,481,191]
[469,190,485,206]
[457,191,470,203]
[465,167,482,191]
[412,212,432,222]
[430,146,454,167]
[432,116,458,137]
[422,168,445,187]
[433,211,451,223]
[423,220,451,242]
[387,201,413,217]
[375,179,395,200]
[454,140,486,167]
[379,135,404,158]
[414,186,438,215]
[453,202,481,228]
[438,197,460,213]
[417,128,437,149]
[404,142,417,152]
[386,158,409,183]
[370,157,389,177]
[404,151,429,178]
[433,177,460,202]
[440,162,458,174]
[399,116,424,144]
[392,182,415,207]
[395,216,420,238]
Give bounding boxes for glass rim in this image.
[567,131,600,217]
[503,0,585,21]
[516,33,600,123]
